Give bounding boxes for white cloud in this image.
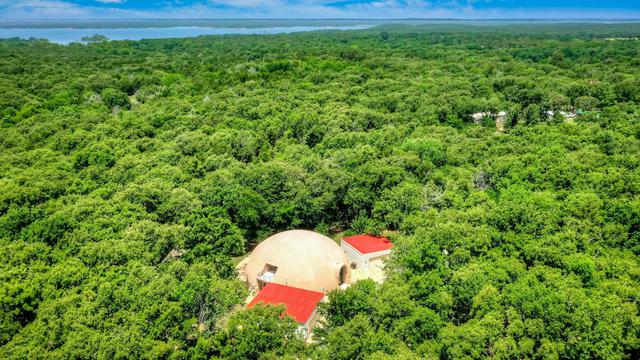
[207,0,286,7]
[0,0,91,18]
[95,0,126,4]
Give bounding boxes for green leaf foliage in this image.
[1,23,639,359]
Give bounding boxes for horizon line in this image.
[2,18,640,21]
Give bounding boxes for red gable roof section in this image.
[343,234,394,254]
[248,283,324,324]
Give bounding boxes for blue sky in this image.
[1,1,639,20]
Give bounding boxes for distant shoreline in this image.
[2,18,640,29]
[0,25,374,45]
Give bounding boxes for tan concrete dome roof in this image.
[244,230,350,293]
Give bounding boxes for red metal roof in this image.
[248,283,324,324]
[342,234,394,254]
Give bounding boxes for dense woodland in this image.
[1,23,639,359]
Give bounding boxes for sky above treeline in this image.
[0,1,639,20]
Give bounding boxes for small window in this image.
[258,263,278,288]
[263,263,278,273]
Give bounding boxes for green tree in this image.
[218,305,303,360]
[101,87,130,109]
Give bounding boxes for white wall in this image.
[341,241,365,268]
[364,249,392,261]
[361,249,391,269]
[341,241,392,270]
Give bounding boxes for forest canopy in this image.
[0,23,639,359]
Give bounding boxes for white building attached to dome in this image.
[242,230,351,293]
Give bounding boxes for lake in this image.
[3,19,633,45]
[0,25,373,44]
